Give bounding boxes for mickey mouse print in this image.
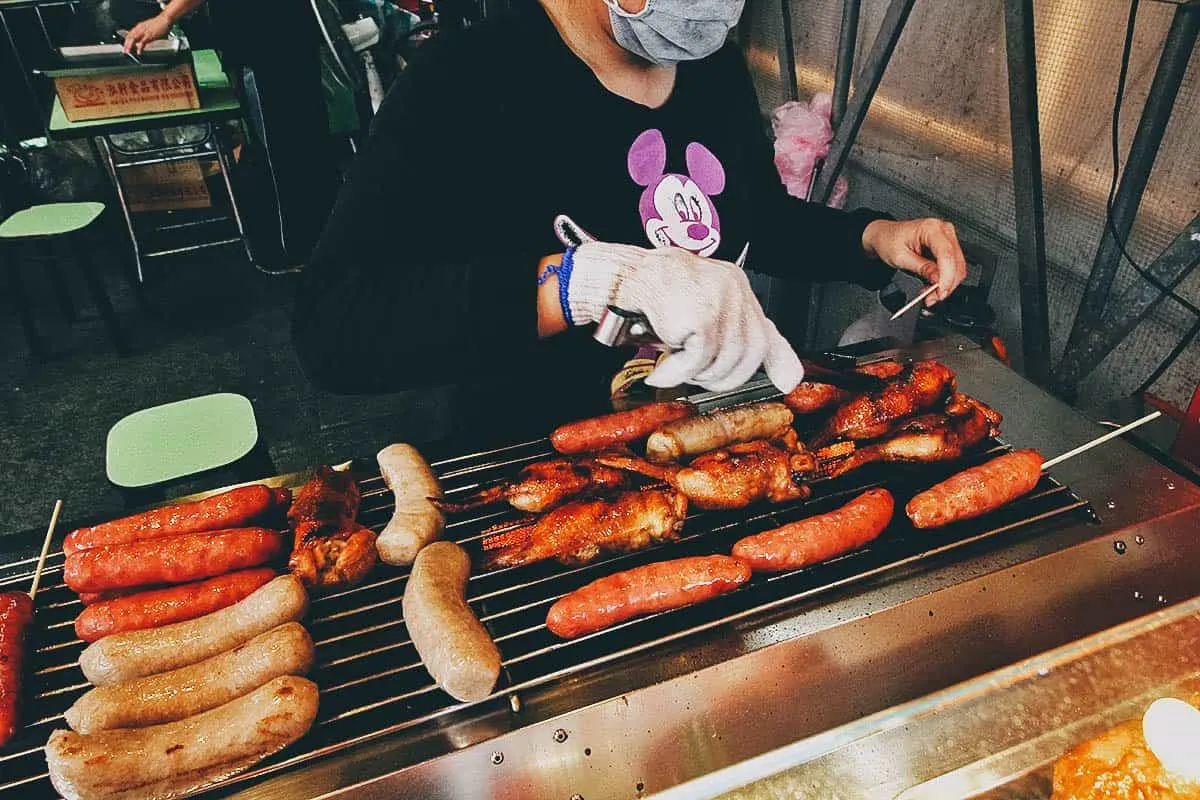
[628,128,726,257]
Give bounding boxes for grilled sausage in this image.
[645,402,794,464]
[732,488,895,572]
[783,360,906,415]
[63,485,290,556]
[66,622,313,734]
[376,444,445,566]
[550,401,696,455]
[79,575,308,686]
[0,591,34,748]
[546,555,751,639]
[64,528,286,594]
[403,542,501,703]
[78,587,149,606]
[47,675,319,800]
[906,449,1043,529]
[74,568,277,643]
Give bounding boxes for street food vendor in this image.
[292,0,967,434]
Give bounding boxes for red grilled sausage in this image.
[63,485,291,556]
[546,555,751,639]
[74,568,277,643]
[78,587,152,606]
[64,528,286,594]
[0,591,34,748]
[550,402,696,455]
[906,449,1043,529]
[731,488,894,572]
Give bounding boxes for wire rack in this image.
[0,434,1094,799]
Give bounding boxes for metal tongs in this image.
[553,214,888,395]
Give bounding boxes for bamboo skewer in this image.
[889,284,938,321]
[1041,411,1163,471]
[28,499,63,602]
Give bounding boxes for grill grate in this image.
[0,435,1094,799]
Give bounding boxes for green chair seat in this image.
[0,202,105,238]
[106,393,259,488]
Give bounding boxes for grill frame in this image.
[0,423,1095,800]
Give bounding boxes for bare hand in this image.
[123,14,172,55]
[862,218,968,305]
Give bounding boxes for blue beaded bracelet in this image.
[536,245,577,327]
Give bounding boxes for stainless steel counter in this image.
[664,588,1200,800]
[237,336,1200,800]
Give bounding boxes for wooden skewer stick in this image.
[890,284,938,321]
[1041,411,1163,471]
[28,499,63,602]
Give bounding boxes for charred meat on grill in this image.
[810,361,957,447]
[480,487,688,570]
[820,394,1002,478]
[288,465,378,590]
[783,360,906,416]
[598,440,816,510]
[433,456,632,514]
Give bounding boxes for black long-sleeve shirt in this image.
[293,3,893,432]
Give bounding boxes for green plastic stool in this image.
[106,393,271,507]
[0,201,129,357]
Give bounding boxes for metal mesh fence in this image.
[743,0,1199,410]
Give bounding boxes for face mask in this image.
[604,0,746,66]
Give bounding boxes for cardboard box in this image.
[122,160,211,212]
[54,62,199,123]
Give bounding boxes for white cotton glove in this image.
[565,243,806,394]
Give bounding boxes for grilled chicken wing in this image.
[288,465,360,536]
[433,457,631,514]
[598,440,816,510]
[288,465,378,590]
[480,488,687,570]
[810,361,957,447]
[783,360,906,415]
[288,525,378,590]
[820,394,1002,478]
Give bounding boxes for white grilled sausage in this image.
[79,575,309,686]
[66,622,314,734]
[47,675,319,800]
[645,402,795,463]
[403,542,500,702]
[376,443,445,566]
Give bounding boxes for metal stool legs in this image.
[3,231,130,358]
[1,243,47,358]
[215,129,253,264]
[93,136,145,283]
[40,239,77,323]
[71,232,129,355]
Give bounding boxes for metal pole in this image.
[831,0,862,127]
[801,0,863,349]
[777,0,799,103]
[770,0,807,345]
[1003,0,1052,386]
[1055,213,1200,388]
[1059,3,1200,375]
[811,0,917,204]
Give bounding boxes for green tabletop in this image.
[106,392,259,488]
[47,49,241,141]
[0,201,104,238]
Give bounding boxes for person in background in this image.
[124,0,337,274]
[293,0,967,440]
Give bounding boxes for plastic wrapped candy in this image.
[770,92,848,208]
